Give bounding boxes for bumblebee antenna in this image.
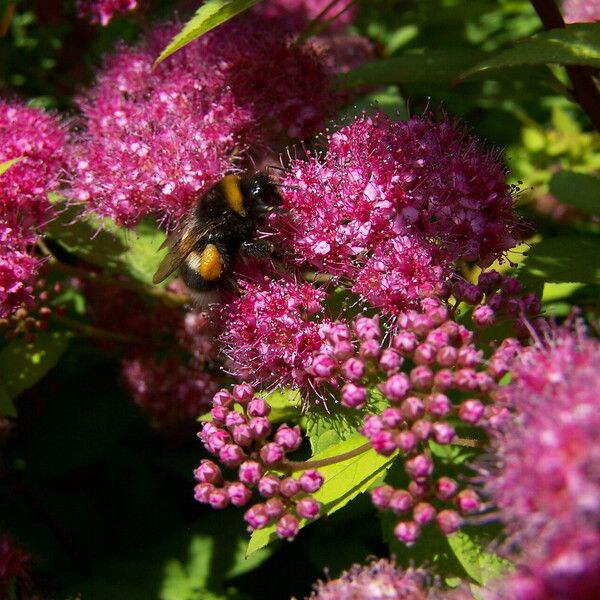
[266,164,291,175]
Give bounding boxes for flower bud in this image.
[458,399,484,424]
[194,460,222,484]
[213,389,234,408]
[410,366,433,391]
[275,425,301,451]
[432,422,455,444]
[341,383,368,408]
[276,513,299,540]
[456,489,481,515]
[260,443,285,465]
[299,469,323,493]
[233,383,254,404]
[208,487,229,509]
[342,358,365,381]
[370,485,394,510]
[296,497,320,519]
[264,497,284,518]
[280,477,301,498]
[413,502,436,525]
[394,521,420,546]
[238,461,263,486]
[219,443,245,468]
[244,504,270,530]
[425,393,451,417]
[247,397,271,417]
[379,373,411,402]
[248,417,271,439]
[406,454,433,481]
[435,477,459,501]
[227,482,252,507]
[437,509,461,534]
[258,475,280,497]
[379,349,402,373]
[389,489,413,514]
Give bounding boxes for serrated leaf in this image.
[246,434,396,556]
[0,379,16,417]
[46,204,166,285]
[0,331,72,408]
[258,388,301,423]
[462,22,600,78]
[339,50,485,87]
[521,234,600,285]
[447,530,513,585]
[0,156,23,176]
[549,171,600,217]
[154,0,262,67]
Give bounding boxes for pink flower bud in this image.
[227,482,252,507]
[393,331,418,354]
[264,497,284,518]
[232,424,254,446]
[244,504,270,530]
[463,284,483,305]
[194,460,222,484]
[413,502,436,525]
[233,383,253,404]
[389,489,413,514]
[476,372,494,393]
[472,305,495,327]
[360,415,383,438]
[425,393,452,417]
[436,509,461,534]
[501,276,522,296]
[410,366,433,390]
[458,399,485,424]
[412,314,433,337]
[394,521,420,546]
[211,405,229,423]
[275,425,301,451]
[248,397,271,417]
[433,368,454,390]
[457,347,480,368]
[276,513,299,541]
[396,431,417,453]
[400,396,425,421]
[219,443,245,468]
[342,358,365,381]
[355,316,381,340]
[212,389,234,408]
[341,383,368,408]
[411,419,432,441]
[456,489,481,515]
[206,430,230,454]
[260,443,285,465]
[436,346,458,367]
[370,430,397,456]
[360,339,381,360]
[406,454,433,481]
[248,417,271,439]
[310,353,337,378]
[194,483,213,503]
[414,343,435,365]
[379,349,403,373]
[258,474,280,497]
[208,487,229,509]
[455,368,478,391]
[225,411,246,429]
[371,485,394,510]
[299,469,324,493]
[280,477,301,498]
[435,477,459,501]
[477,270,501,293]
[379,373,411,402]
[334,341,353,359]
[238,461,263,486]
[296,497,320,519]
[432,422,455,444]
[381,407,403,428]
[408,480,429,499]
[427,329,450,350]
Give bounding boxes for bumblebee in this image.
[152,173,282,304]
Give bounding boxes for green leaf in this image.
[339,50,485,87]
[154,0,262,67]
[257,388,301,423]
[246,434,396,556]
[447,530,513,585]
[521,234,600,285]
[0,331,72,411]
[0,156,23,176]
[0,379,16,417]
[46,204,166,285]
[549,171,600,217]
[462,22,600,78]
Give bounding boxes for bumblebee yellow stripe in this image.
[198,244,223,281]
[221,174,246,216]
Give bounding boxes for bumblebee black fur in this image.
[152,173,282,303]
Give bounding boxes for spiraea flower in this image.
[482,322,600,599]
[70,13,338,226]
[76,0,138,26]
[562,0,600,23]
[219,276,329,388]
[0,99,66,318]
[305,558,431,599]
[195,385,323,541]
[275,112,517,313]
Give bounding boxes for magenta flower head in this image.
[275,111,517,313]
[482,321,600,599]
[562,0,600,23]
[220,277,328,387]
[76,0,137,25]
[307,558,431,599]
[0,99,66,317]
[70,13,338,226]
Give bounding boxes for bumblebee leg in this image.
[239,239,274,259]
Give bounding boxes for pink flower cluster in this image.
[0,100,66,318]
[482,323,600,599]
[76,0,137,25]
[563,0,600,23]
[305,558,431,599]
[195,385,323,541]
[70,13,338,226]
[274,112,517,313]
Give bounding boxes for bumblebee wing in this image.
[152,220,219,284]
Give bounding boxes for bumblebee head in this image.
[244,174,283,217]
